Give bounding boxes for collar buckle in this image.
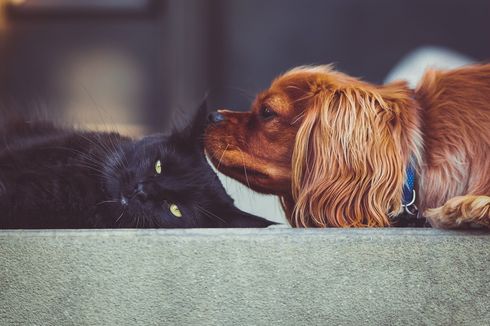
[402,189,418,215]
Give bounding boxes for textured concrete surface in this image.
[1,228,489,326]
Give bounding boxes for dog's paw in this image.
[424,206,464,229]
[424,195,490,229]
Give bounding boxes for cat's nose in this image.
[208,112,225,123]
[128,183,148,202]
[135,190,148,202]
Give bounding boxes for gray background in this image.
[1,0,489,127]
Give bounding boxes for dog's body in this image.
[205,64,490,228]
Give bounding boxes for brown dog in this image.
[205,64,490,228]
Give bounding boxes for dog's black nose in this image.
[208,112,225,123]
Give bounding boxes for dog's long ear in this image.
[290,83,420,227]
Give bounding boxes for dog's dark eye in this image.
[260,106,276,120]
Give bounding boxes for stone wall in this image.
[1,228,489,325]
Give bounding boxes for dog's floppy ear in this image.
[290,83,419,227]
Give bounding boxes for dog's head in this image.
[204,67,337,195]
[205,65,422,227]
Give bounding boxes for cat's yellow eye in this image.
[169,203,182,218]
[155,160,162,174]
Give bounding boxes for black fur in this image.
[0,103,276,228]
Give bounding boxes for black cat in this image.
[0,103,276,228]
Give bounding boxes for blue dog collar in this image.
[402,162,417,215]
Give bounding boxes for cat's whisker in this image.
[196,205,226,224]
[96,199,118,206]
[120,149,129,169]
[94,133,113,156]
[53,146,114,176]
[69,162,114,180]
[60,147,115,178]
[77,133,126,172]
[52,145,101,163]
[61,149,116,175]
[78,133,112,157]
[100,133,127,170]
[110,135,129,169]
[115,208,126,224]
[41,154,109,178]
[217,144,230,170]
[237,148,252,189]
[83,94,126,160]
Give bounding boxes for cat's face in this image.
[98,103,275,228]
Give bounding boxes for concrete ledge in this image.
[1,228,489,325]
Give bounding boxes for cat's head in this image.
[99,102,276,228]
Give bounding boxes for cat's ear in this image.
[173,99,209,149]
[188,99,209,144]
[224,206,278,228]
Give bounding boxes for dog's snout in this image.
[208,112,225,123]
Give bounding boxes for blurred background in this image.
[1,0,489,222]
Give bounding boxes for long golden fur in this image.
[205,64,490,228]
